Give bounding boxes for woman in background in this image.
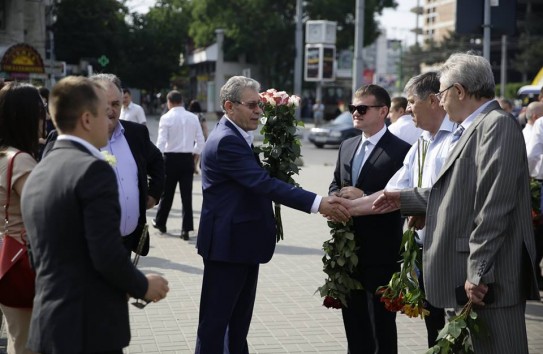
[0,82,44,354]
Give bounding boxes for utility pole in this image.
[294,0,303,119]
[483,0,491,60]
[500,34,507,98]
[352,0,365,93]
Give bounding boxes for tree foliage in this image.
[53,0,129,73]
[53,0,398,91]
[189,0,397,90]
[119,0,191,90]
[304,0,397,51]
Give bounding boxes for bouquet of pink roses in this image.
[254,89,303,242]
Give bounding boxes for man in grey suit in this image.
[373,53,540,353]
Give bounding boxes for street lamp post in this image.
[352,0,365,93]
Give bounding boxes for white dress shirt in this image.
[353,125,387,177]
[120,102,147,124]
[527,118,543,179]
[156,106,205,154]
[388,114,423,145]
[523,123,533,145]
[101,122,140,237]
[386,116,456,242]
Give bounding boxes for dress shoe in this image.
[181,231,189,240]
[151,220,166,234]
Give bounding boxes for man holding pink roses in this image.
[195,76,349,354]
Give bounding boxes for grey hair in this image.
[89,73,122,92]
[438,52,495,100]
[220,76,261,112]
[404,72,440,100]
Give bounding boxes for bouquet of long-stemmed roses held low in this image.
[253,89,303,242]
[376,138,429,318]
[317,181,363,309]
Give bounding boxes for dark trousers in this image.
[418,268,445,347]
[155,153,194,232]
[196,260,259,354]
[534,222,543,288]
[342,265,398,354]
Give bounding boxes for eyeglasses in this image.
[232,100,264,110]
[435,84,455,101]
[348,104,384,115]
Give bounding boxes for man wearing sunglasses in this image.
[195,76,349,354]
[329,84,410,354]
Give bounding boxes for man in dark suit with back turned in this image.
[21,76,169,354]
[195,75,350,354]
[329,84,410,354]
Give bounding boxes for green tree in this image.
[304,0,397,51]
[188,0,397,90]
[53,0,129,73]
[119,0,191,90]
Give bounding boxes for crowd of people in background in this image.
[0,51,542,354]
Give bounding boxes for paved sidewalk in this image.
[2,116,542,353]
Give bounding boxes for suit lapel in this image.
[435,100,501,182]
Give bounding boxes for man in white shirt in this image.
[524,101,543,290]
[523,101,543,144]
[386,72,456,347]
[120,88,147,125]
[154,90,205,240]
[388,96,423,145]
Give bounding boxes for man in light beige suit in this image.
[372,53,540,353]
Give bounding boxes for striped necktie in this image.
[451,125,465,143]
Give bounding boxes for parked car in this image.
[308,111,359,148]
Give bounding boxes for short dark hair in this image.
[188,99,202,113]
[353,84,391,114]
[167,90,183,105]
[38,86,50,103]
[123,88,131,95]
[391,97,408,111]
[0,82,45,157]
[49,76,103,133]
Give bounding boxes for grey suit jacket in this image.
[400,101,540,308]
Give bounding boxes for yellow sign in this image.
[1,43,45,74]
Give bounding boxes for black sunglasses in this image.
[232,100,264,110]
[348,104,384,115]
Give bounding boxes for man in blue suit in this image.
[195,76,349,354]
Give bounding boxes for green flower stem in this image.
[275,203,283,242]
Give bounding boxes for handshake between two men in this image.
[321,187,418,224]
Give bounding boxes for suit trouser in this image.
[155,153,194,232]
[417,251,445,347]
[0,304,36,354]
[342,265,398,354]
[196,260,259,354]
[472,302,528,354]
